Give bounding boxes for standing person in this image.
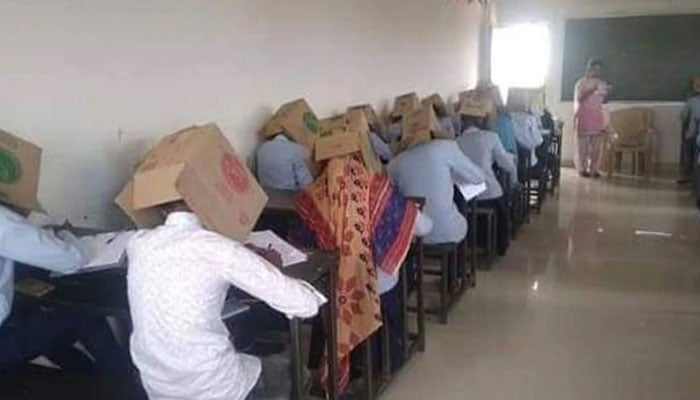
[574,59,612,178]
[679,77,700,182]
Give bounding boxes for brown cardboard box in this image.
[391,92,421,118]
[421,93,448,116]
[347,104,384,133]
[263,98,320,151]
[115,123,268,241]
[0,129,41,211]
[318,114,348,138]
[315,110,382,174]
[396,106,447,153]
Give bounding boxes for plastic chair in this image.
[607,108,657,177]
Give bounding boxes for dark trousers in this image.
[0,309,129,374]
[476,196,510,256]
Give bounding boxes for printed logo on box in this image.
[304,112,319,134]
[220,153,250,194]
[0,150,22,184]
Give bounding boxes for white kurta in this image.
[127,212,325,400]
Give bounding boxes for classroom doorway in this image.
[491,23,550,103]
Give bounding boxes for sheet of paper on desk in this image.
[75,231,136,272]
[455,181,487,202]
[246,230,308,267]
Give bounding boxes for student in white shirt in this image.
[127,202,325,400]
[0,204,127,373]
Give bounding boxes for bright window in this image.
[491,24,550,102]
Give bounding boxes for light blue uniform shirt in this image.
[495,112,518,154]
[0,205,83,326]
[386,122,402,143]
[387,140,485,244]
[457,127,518,200]
[369,131,393,162]
[256,135,313,191]
[438,116,457,139]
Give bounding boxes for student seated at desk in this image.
[296,155,423,392]
[457,108,518,256]
[256,133,313,191]
[0,128,127,375]
[127,202,324,400]
[510,107,544,169]
[387,138,485,245]
[0,205,128,374]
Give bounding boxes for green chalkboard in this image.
[562,14,700,102]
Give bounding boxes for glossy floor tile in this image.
[383,169,700,400]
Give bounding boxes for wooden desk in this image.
[21,250,338,400]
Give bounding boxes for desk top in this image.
[263,187,297,213]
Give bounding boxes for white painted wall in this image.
[0,0,483,227]
[494,0,700,166]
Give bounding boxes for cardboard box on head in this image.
[315,110,382,174]
[263,98,320,151]
[391,92,421,119]
[347,104,384,134]
[318,114,348,138]
[0,129,41,211]
[115,123,268,242]
[395,106,448,154]
[693,76,700,94]
[421,93,448,117]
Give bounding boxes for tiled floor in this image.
[383,169,700,400]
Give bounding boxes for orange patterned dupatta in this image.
[295,154,417,391]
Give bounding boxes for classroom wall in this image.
[0,0,483,227]
[494,0,700,167]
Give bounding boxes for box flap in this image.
[348,104,384,133]
[132,163,187,209]
[114,179,163,228]
[397,107,445,153]
[391,92,420,118]
[422,93,448,116]
[315,131,362,162]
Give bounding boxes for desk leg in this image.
[326,262,339,399]
[400,262,409,362]
[470,200,478,287]
[416,240,426,352]
[290,318,303,400]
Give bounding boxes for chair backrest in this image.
[609,108,655,147]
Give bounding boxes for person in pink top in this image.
[574,59,611,178]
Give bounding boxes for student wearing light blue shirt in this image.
[388,139,485,245]
[0,205,127,372]
[256,134,314,191]
[458,112,518,256]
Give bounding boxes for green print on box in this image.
[0,150,22,184]
[303,112,319,135]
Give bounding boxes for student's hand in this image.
[245,244,283,268]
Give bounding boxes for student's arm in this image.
[292,149,314,188]
[370,132,393,162]
[210,238,323,318]
[492,136,518,186]
[0,215,83,272]
[448,143,486,184]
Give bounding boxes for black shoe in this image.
[579,171,591,178]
